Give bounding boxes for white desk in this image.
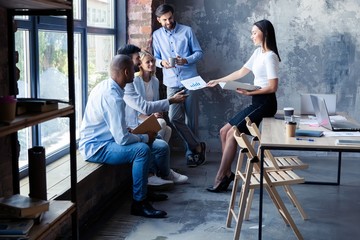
[257,117,360,239]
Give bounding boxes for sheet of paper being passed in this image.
[180,76,207,90]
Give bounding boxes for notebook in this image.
[301,93,336,115]
[310,95,360,131]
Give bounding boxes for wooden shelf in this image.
[0,104,74,138]
[0,0,77,238]
[0,0,71,10]
[28,200,75,240]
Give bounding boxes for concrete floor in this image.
[81,150,360,240]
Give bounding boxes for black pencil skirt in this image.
[228,93,277,135]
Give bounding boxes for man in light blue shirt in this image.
[117,44,187,131]
[152,4,206,167]
[79,55,166,218]
[117,44,189,187]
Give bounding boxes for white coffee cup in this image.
[168,57,176,67]
[283,107,294,122]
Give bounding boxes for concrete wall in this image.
[166,0,360,152]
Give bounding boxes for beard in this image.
[164,21,175,31]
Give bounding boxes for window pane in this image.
[74,33,83,139]
[40,118,70,155]
[87,0,114,28]
[87,34,114,95]
[16,29,31,98]
[15,29,32,167]
[14,16,29,20]
[39,30,69,101]
[73,0,81,20]
[38,30,69,155]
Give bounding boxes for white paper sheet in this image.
[323,131,360,137]
[180,76,207,90]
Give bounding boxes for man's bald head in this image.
[110,54,134,88]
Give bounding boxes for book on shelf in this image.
[0,218,33,237]
[132,114,161,134]
[16,98,60,115]
[0,195,49,218]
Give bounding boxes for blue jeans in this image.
[149,139,170,177]
[86,141,151,202]
[167,87,200,157]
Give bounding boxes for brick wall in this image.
[127,0,164,50]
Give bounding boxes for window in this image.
[87,0,114,28]
[87,34,114,94]
[15,0,122,175]
[16,29,31,169]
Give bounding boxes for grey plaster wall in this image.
[167,0,360,152]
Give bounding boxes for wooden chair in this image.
[245,116,309,170]
[226,126,304,240]
[244,116,308,220]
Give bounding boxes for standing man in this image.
[79,55,166,218]
[152,4,206,167]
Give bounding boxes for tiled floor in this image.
[80,151,360,240]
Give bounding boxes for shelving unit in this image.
[0,0,78,239]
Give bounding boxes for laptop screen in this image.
[310,95,333,130]
[301,93,336,115]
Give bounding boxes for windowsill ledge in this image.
[20,151,105,200]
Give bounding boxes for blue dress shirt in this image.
[79,78,147,160]
[152,23,203,88]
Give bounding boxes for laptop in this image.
[301,93,336,115]
[310,95,360,131]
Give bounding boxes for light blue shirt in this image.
[79,78,148,160]
[152,23,203,88]
[125,75,160,128]
[124,81,169,119]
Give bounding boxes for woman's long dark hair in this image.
[254,19,281,62]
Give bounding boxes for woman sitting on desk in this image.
[206,19,281,192]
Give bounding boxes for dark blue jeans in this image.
[87,141,151,201]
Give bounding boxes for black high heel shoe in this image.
[206,172,235,193]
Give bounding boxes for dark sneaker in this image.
[198,142,206,164]
[193,142,206,166]
[187,154,197,167]
[193,154,205,166]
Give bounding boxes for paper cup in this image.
[285,121,297,137]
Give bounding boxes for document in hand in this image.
[219,81,261,91]
[132,114,161,134]
[180,76,207,90]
